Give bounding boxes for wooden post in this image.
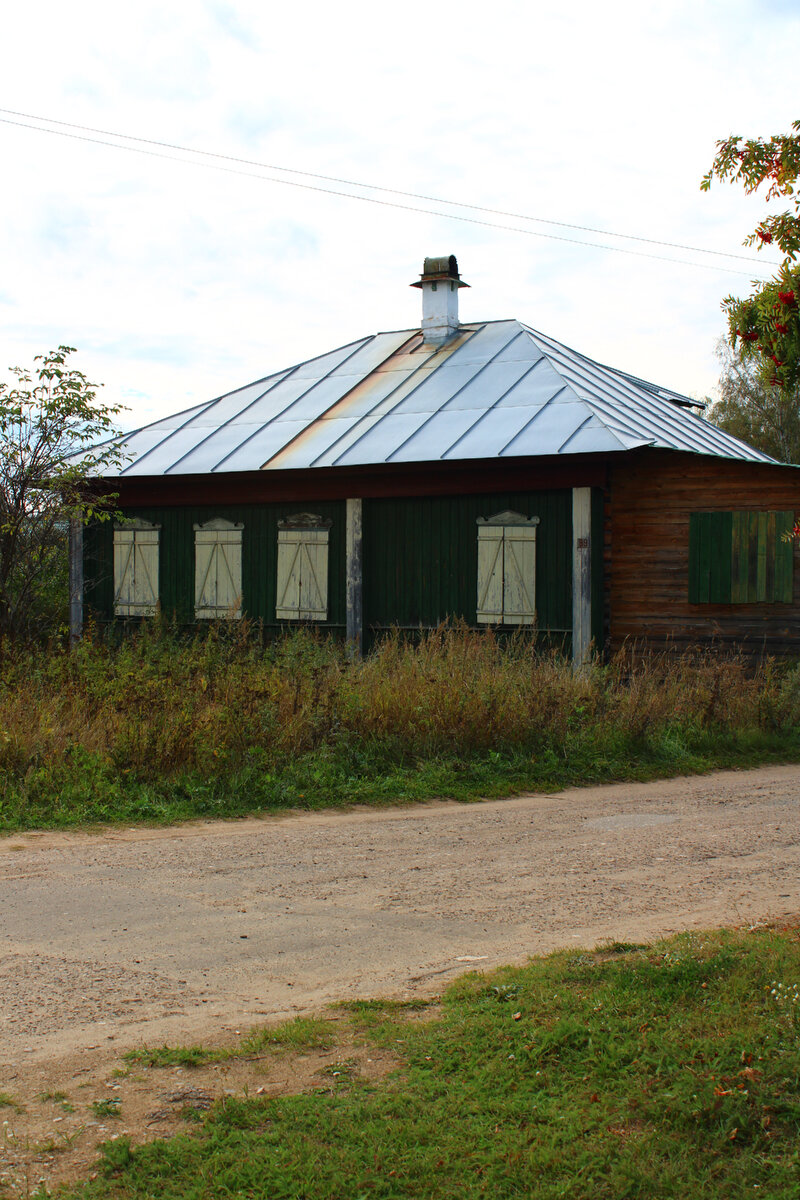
[346,497,363,657]
[69,518,84,648]
[572,487,592,670]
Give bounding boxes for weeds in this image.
[0,626,799,830]
[38,1090,74,1113]
[89,1099,122,1120]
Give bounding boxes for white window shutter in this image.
[114,526,159,616]
[194,522,243,619]
[476,526,504,624]
[114,531,135,615]
[217,535,242,615]
[194,537,217,615]
[502,525,537,625]
[276,531,303,619]
[298,530,328,619]
[276,526,329,621]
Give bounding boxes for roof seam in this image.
[163,370,295,474]
[211,335,376,472]
[386,328,531,462]
[321,325,486,469]
[439,355,552,460]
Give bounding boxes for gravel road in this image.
[2,765,799,1068]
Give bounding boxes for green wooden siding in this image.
[85,502,346,627]
[689,510,794,604]
[86,488,591,644]
[362,491,573,633]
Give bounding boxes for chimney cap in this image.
[410,254,470,289]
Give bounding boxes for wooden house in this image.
[78,256,800,661]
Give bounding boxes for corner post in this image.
[572,487,592,670]
[346,498,363,657]
[69,518,84,648]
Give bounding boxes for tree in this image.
[706,338,800,464]
[0,347,126,641]
[702,120,800,392]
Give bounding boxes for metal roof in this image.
[108,320,776,476]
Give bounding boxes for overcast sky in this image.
[1,0,797,433]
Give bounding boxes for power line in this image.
[0,105,773,267]
[0,109,773,280]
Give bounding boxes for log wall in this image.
[606,450,800,656]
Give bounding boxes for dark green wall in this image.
[362,490,572,633]
[85,488,589,642]
[85,501,346,628]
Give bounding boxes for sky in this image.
[1,0,798,434]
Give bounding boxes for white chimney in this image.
[411,255,469,347]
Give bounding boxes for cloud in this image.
[1,0,795,428]
[207,1,261,48]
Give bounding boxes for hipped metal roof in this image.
[108,320,775,477]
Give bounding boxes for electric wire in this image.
[0,109,772,280]
[0,105,772,267]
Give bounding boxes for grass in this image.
[123,1017,337,1068]
[38,1090,75,1113]
[45,925,800,1199]
[89,1099,122,1120]
[0,623,799,831]
[0,1092,23,1113]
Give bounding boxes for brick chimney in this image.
[410,255,469,347]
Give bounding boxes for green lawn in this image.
[54,927,800,1200]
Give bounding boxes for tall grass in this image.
[1,622,799,830]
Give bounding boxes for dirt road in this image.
[1,764,799,1192]
[2,764,799,1067]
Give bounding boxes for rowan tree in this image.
[702,120,800,392]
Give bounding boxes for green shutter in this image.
[731,512,749,603]
[691,510,795,605]
[775,511,795,604]
[688,512,708,603]
[689,512,731,603]
[709,512,733,603]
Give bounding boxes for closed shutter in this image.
[194,522,243,619]
[477,518,538,625]
[502,525,537,624]
[276,527,329,621]
[476,526,504,623]
[114,526,159,616]
[276,530,303,618]
[690,511,794,604]
[297,530,328,620]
